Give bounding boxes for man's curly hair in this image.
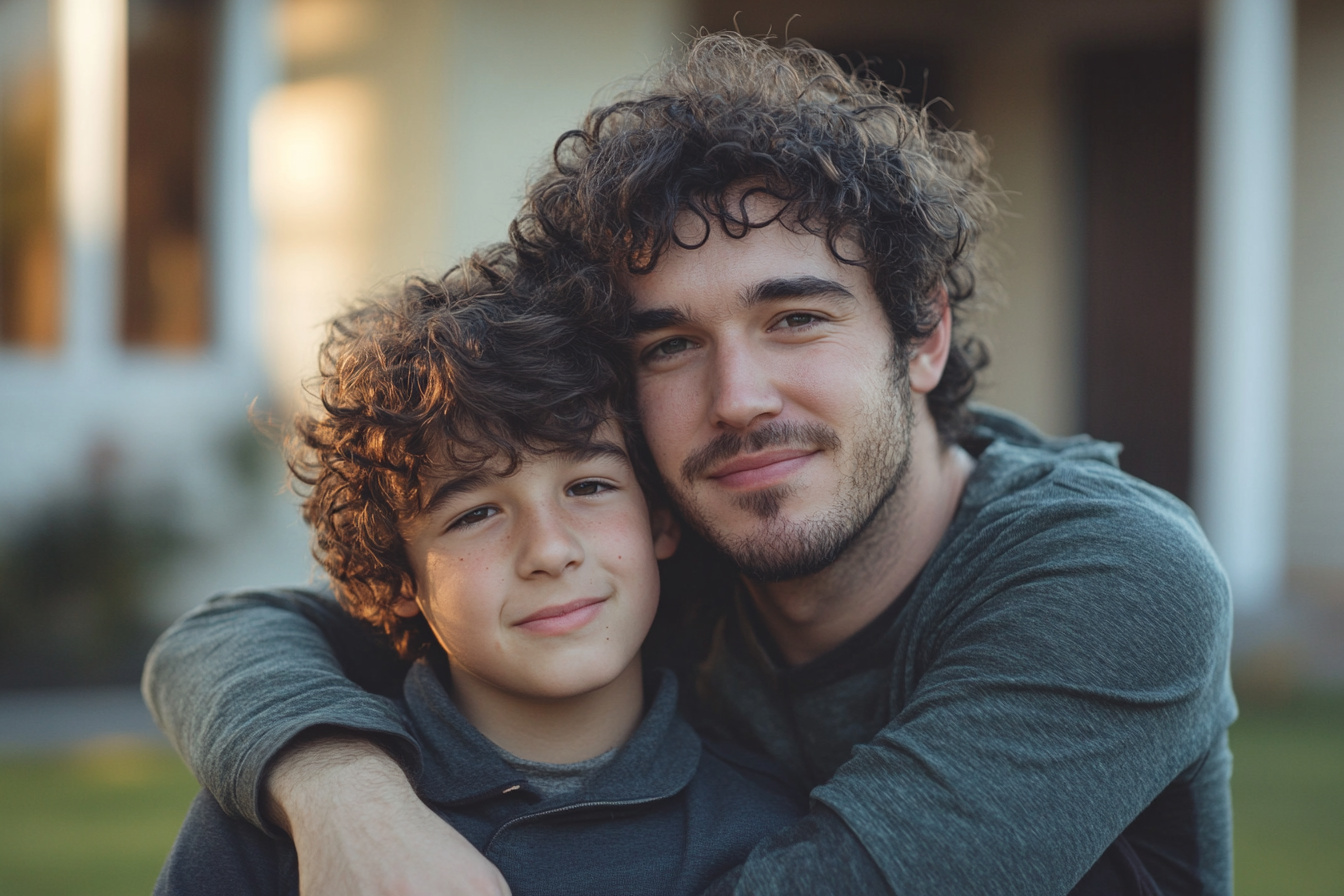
[290,245,635,659]
[513,31,999,442]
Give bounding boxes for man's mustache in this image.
[680,421,842,484]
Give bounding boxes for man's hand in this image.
[267,733,511,896]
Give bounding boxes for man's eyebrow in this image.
[741,275,856,306]
[629,276,855,334]
[630,306,688,334]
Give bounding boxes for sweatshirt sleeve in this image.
[141,588,417,831]
[708,477,1236,894]
[702,805,891,895]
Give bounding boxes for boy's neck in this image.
[446,654,646,764]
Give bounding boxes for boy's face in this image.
[396,424,677,702]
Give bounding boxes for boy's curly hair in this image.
[289,245,635,659]
[513,31,999,442]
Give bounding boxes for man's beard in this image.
[666,370,914,583]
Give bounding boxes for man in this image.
[144,33,1235,895]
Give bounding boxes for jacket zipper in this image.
[485,796,667,852]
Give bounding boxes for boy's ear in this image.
[650,506,681,560]
[392,597,421,619]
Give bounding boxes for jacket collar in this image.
[403,662,701,807]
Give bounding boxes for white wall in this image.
[444,0,688,261]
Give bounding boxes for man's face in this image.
[398,426,677,701]
[627,213,913,581]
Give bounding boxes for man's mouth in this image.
[513,597,607,635]
[680,421,841,484]
[707,449,819,489]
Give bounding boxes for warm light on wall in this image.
[250,77,376,234]
[272,0,373,63]
[250,75,378,411]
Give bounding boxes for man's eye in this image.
[779,313,820,328]
[649,336,692,358]
[450,506,497,529]
[568,480,612,497]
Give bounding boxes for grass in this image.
[1228,690,1344,896]
[0,692,1340,895]
[0,740,199,896]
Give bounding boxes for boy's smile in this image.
[513,596,609,635]
[396,425,677,713]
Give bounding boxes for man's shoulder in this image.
[936,407,1230,632]
[961,406,1206,552]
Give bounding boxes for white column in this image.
[208,0,279,368]
[1193,0,1295,610]
[54,0,126,371]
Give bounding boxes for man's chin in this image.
[709,513,860,583]
[669,484,868,581]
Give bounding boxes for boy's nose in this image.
[516,508,585,578]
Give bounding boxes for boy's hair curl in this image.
[289,245,635,659]
[514,31,999,441]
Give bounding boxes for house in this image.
[1,0,1340,679]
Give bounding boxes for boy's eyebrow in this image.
[423,471,490,516]
[421,441,629,514]
[566,440,629,464]
[629,275,856,334]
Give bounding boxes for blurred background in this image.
[0,0,1340,893]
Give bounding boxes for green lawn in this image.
[0,741,199,896]
[1228,691,1344,896]
[0,692,1341,895]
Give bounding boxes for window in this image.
[0,0,60,349]
[121,0,218,349]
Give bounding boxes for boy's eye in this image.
[450,506,497,529]
[567,480,612,497]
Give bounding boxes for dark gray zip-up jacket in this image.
[155,666,806,896]
[144,408,1235,895]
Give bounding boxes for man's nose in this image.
[709,339,783,430]
[516,506,585,578]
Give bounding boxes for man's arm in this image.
[265,733,510,896]
[141,587,416,828]
[144,588,513,896]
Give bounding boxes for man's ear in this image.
[908,285,952,395]
[392,597,422,619]
[650,506,681,560]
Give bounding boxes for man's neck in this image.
[743,415,975,667]
[448,655,645,764]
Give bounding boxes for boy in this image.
[154,247,805,895]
